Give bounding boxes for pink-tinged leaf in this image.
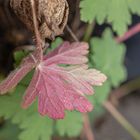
[44,42,89,65]
[22,66,93,119]
[0,41,107,119]
[22,42,107,119]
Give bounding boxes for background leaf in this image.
[0,85,54,140]
[88,29,126,119]
[19,113,53,140]
[90,28,127,87]
[80,0,140,35]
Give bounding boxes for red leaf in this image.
[0,42,107,119]
[22,42,107,119]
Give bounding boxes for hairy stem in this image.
[30,0,43,61]
[103,101,140,140]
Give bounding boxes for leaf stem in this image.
[103,101,140,140]
[83,22,95,42]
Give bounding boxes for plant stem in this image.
[83,22,95,42]
[116,23,140,43]
[83,114,95,140]
[30,0,43,61]
[103,101,140,140]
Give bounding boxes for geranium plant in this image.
[0,0,140,140]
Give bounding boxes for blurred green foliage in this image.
[80,0,140,35]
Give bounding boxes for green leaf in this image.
[90,28,126,87]
[0,86,26,120]
[80,0,107,24]
[93,81,111,105]
[46,37,63,54]
[56,111,83,137]
[80,0,140,35]
[0,85,37,125]
[14,51,29,66]
[0,85,53,140]
[19,114,53,140]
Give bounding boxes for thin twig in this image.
[116,23,140,43]
[103,101,140,140]
[66,25,79,41]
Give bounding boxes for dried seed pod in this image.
[10,0,69,40]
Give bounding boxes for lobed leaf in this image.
[0,41,107,119]
[22,42,106,119]
[90,29,126,87]
[19,113,53,140]
[80,0,140,35]
[0,86,54,140]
